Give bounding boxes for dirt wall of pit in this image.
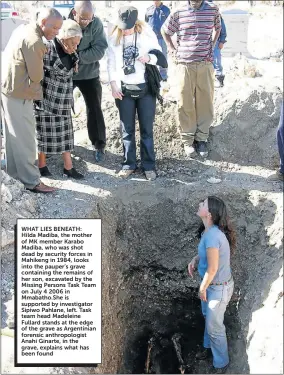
[90,182,283,374]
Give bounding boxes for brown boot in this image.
[27,182,56,194]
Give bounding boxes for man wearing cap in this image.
[145,1,170,81]
[69,0,108,162]
[162,0,221,158]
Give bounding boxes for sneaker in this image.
[196,348,212,360]
[63,168,84,180]
[212,364,229,374]
[217,75,225,87]
[145,170,157,181]
[267,170,284,181]
[39,166,52,177]
[195,141,209,157]
[118,169,135,179]
[94,149,105,162]
[184,145,196,157]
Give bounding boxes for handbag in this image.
[121,82,147,99]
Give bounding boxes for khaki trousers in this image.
[177,61,214,145]
[1,94,40,189]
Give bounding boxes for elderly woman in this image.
[34,19,83,179]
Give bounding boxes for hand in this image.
[188,256,197,278]
[138,55,150,64]
[62,43,77,55]
[111,82,123,100]
[169,47,176,58]
[218,42,224,50]
[199,287,207,302]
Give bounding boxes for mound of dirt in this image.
[211,85,282,167]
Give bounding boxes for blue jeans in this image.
[213,44,223,77]
[277,101,284,173]
[158,38,168,81]
[115,93,156,171]
[201,279,234,369]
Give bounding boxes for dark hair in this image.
[197,196,236,253]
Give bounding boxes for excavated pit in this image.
[93,183,283,374]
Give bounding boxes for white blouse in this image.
[107,24,162,88]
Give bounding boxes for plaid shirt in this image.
[162,0,221,63]
[34,40,79,116]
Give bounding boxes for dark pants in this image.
[277,101,284,173]
[115,93,156,171]
[73,77,106,149]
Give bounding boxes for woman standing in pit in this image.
[188,196,236,374]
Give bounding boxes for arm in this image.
[161,11,179,52]
[161,29,176,51]
[219,17,227,44]
[199,248,219,298]
[145,9,149,23]
[78,18,108,64]
[188,255,200,278]
[21,39,46,83]
[212,8,221,48]
[107,37,123,100]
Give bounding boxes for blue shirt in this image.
[198,226,231,283]
[145,3,170,39]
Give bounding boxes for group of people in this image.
[2,0,229,190]
[1,1,282,373]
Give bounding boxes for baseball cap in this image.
[117,6,138,30]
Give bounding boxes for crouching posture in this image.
[35,19,84,179]
[107,6,166,181]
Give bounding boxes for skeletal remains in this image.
[144,333,188,374]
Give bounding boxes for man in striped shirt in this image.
[162,0,221,158]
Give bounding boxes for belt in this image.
[210,276,233,286]
[177,60,212,66]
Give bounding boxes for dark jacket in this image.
[69,10,108,80]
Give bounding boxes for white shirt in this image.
[107,24,162,88]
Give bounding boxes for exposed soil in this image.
[1,3,283,374]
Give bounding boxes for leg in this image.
[1,95,40,189]
[62,152,73,170]
[38,152,46,168]
[115,97,137,170]
[158,38,168,81]
[136,94,156,171]
[201,300,211,349]
[277,101,284,174]
[206,281,234,369]
[195,63,215,142]
[177,64,197,146]
[74,78,106,150]
[213,45,223,77]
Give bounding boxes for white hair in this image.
[37,7,62,23]
[57,19,82,40]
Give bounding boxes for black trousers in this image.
[73,77,106,149]
[115,93,156,171]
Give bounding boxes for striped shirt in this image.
[162,1,221,63]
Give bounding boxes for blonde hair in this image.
[112,20,145,46]
[57,19,82,40]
